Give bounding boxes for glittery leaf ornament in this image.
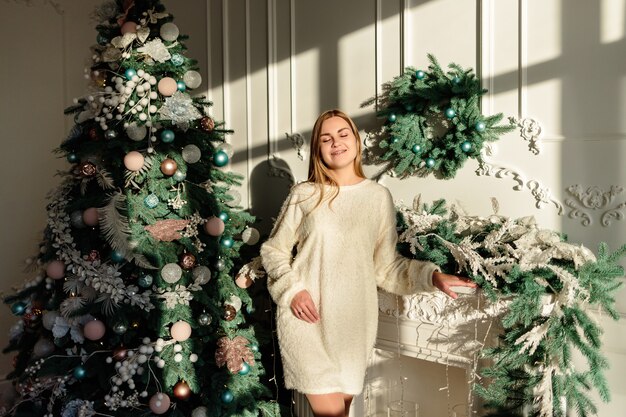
[158,91,202,128]
[215,336,255,373]
[145,219,190,241]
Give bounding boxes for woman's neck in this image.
[328,167,363,186]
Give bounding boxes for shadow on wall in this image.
[249,158,294,238]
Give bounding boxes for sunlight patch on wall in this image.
[601,0,625,44]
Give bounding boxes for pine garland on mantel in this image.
[395,198,625,417]
[363,54,515,179]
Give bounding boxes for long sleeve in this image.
[374,189,439,295]
[261,188,307,307]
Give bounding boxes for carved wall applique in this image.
[510,116,542,155]
[565,185,625,227]
[285,132,306,161]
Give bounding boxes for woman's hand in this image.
[432,271,478,299]
[290,290,320,323]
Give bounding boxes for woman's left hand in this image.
[432,271,478,299]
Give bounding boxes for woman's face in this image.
[318,116,358,172]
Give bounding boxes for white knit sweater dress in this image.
[260,179,440,395]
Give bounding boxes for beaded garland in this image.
[366,54,515,179]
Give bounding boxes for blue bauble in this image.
[144,194,159,208]
[249,343,259,353]
[221,390,234,403]
[11,302,26,316]
[73,365,87,380]
[425,157,436,168]
[391,137,399,144]
[105,130,117,140]
[461,141,472,152]
[160,129,175,143]
[445,108,456,119]
[124,68,137,80]
[411,144,421,154]
[218,212,229,222]
[475,121,486,132]
[173,170,186,182]
[213,150,229,167]
[415,70,425,80]
[220,237,234,249]
[246,304,255,314]
[176,81,186,92]
[96,33,108,46]
[171,53,185,66]
[452,76,461,84]
[67,153,79,163]
[387,113,397,123]
[138,274,153,288]
[404,104,414,112]
[238,362,251,375]
[110,251,125,263]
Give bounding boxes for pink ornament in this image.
[83,319,106,341]
[157,77,178,96]
[82,207,99,227]
[204,217,225,236]
[235,273,253,289]
[170,320,192,342]
[149,393,171,415]
[120,21,138,35]
[124,151,145,171]
[46,260,66,280]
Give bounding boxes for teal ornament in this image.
[215,258,226,271]
[213,150,229,167]
[113,323,127,335]
[161,129,175,143]
[11,302,26,316]
[176,81,186,92]
[138,274,153,288]
[404,104,414,112]
[67,153,78,163]
[452,76,461,84]
[105,130,117,140]
[461,141,472,152]
[249,343,259,353]
[445,108,456,119]
[73,365,87,380]
[238,362,250,375]
[425,157,436,168]
[411,144,421,154]
[221,390,234,403]
[246,304,255,314]
[415,70,425,80]
[220,236,234,249]
[173,170,186,182]
[144,194,159,208]
[170,53,184,66]
[387,113,397,123]
[475,121,486,132]
[391,137,399,144]
[124,68,137,80]
[111,251,125,263]
[218,212,229,222]
[96,33,108,46]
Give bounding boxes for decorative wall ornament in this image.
[475,145,564,214]
[285,132,306,161]
[565,185,625,227]
[509,116,542,155]
[267,154,295,184]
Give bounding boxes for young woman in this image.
[260,109,477,417]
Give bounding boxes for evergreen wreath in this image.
[363,54,515,179]
[395,198,625,417]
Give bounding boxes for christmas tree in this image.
[2,1,280,416]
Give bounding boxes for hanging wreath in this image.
[364,54,515,179]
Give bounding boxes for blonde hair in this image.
[307,109,366,209]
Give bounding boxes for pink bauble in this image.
[120,21,138,34]
[83,319,106,341]
[124,151,145,171]
[149,393,171,415]
[170,320,192,342]
[204,217,225,236]
[82,207,99,227]
[235,273,253,289]
[158,77,178,96]
[46,260,66,280]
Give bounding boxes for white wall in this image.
[1,0,625,415]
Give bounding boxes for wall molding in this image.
[565,185,625,227]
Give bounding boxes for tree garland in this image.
[395,198,625,417]
[363,54,515,179]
